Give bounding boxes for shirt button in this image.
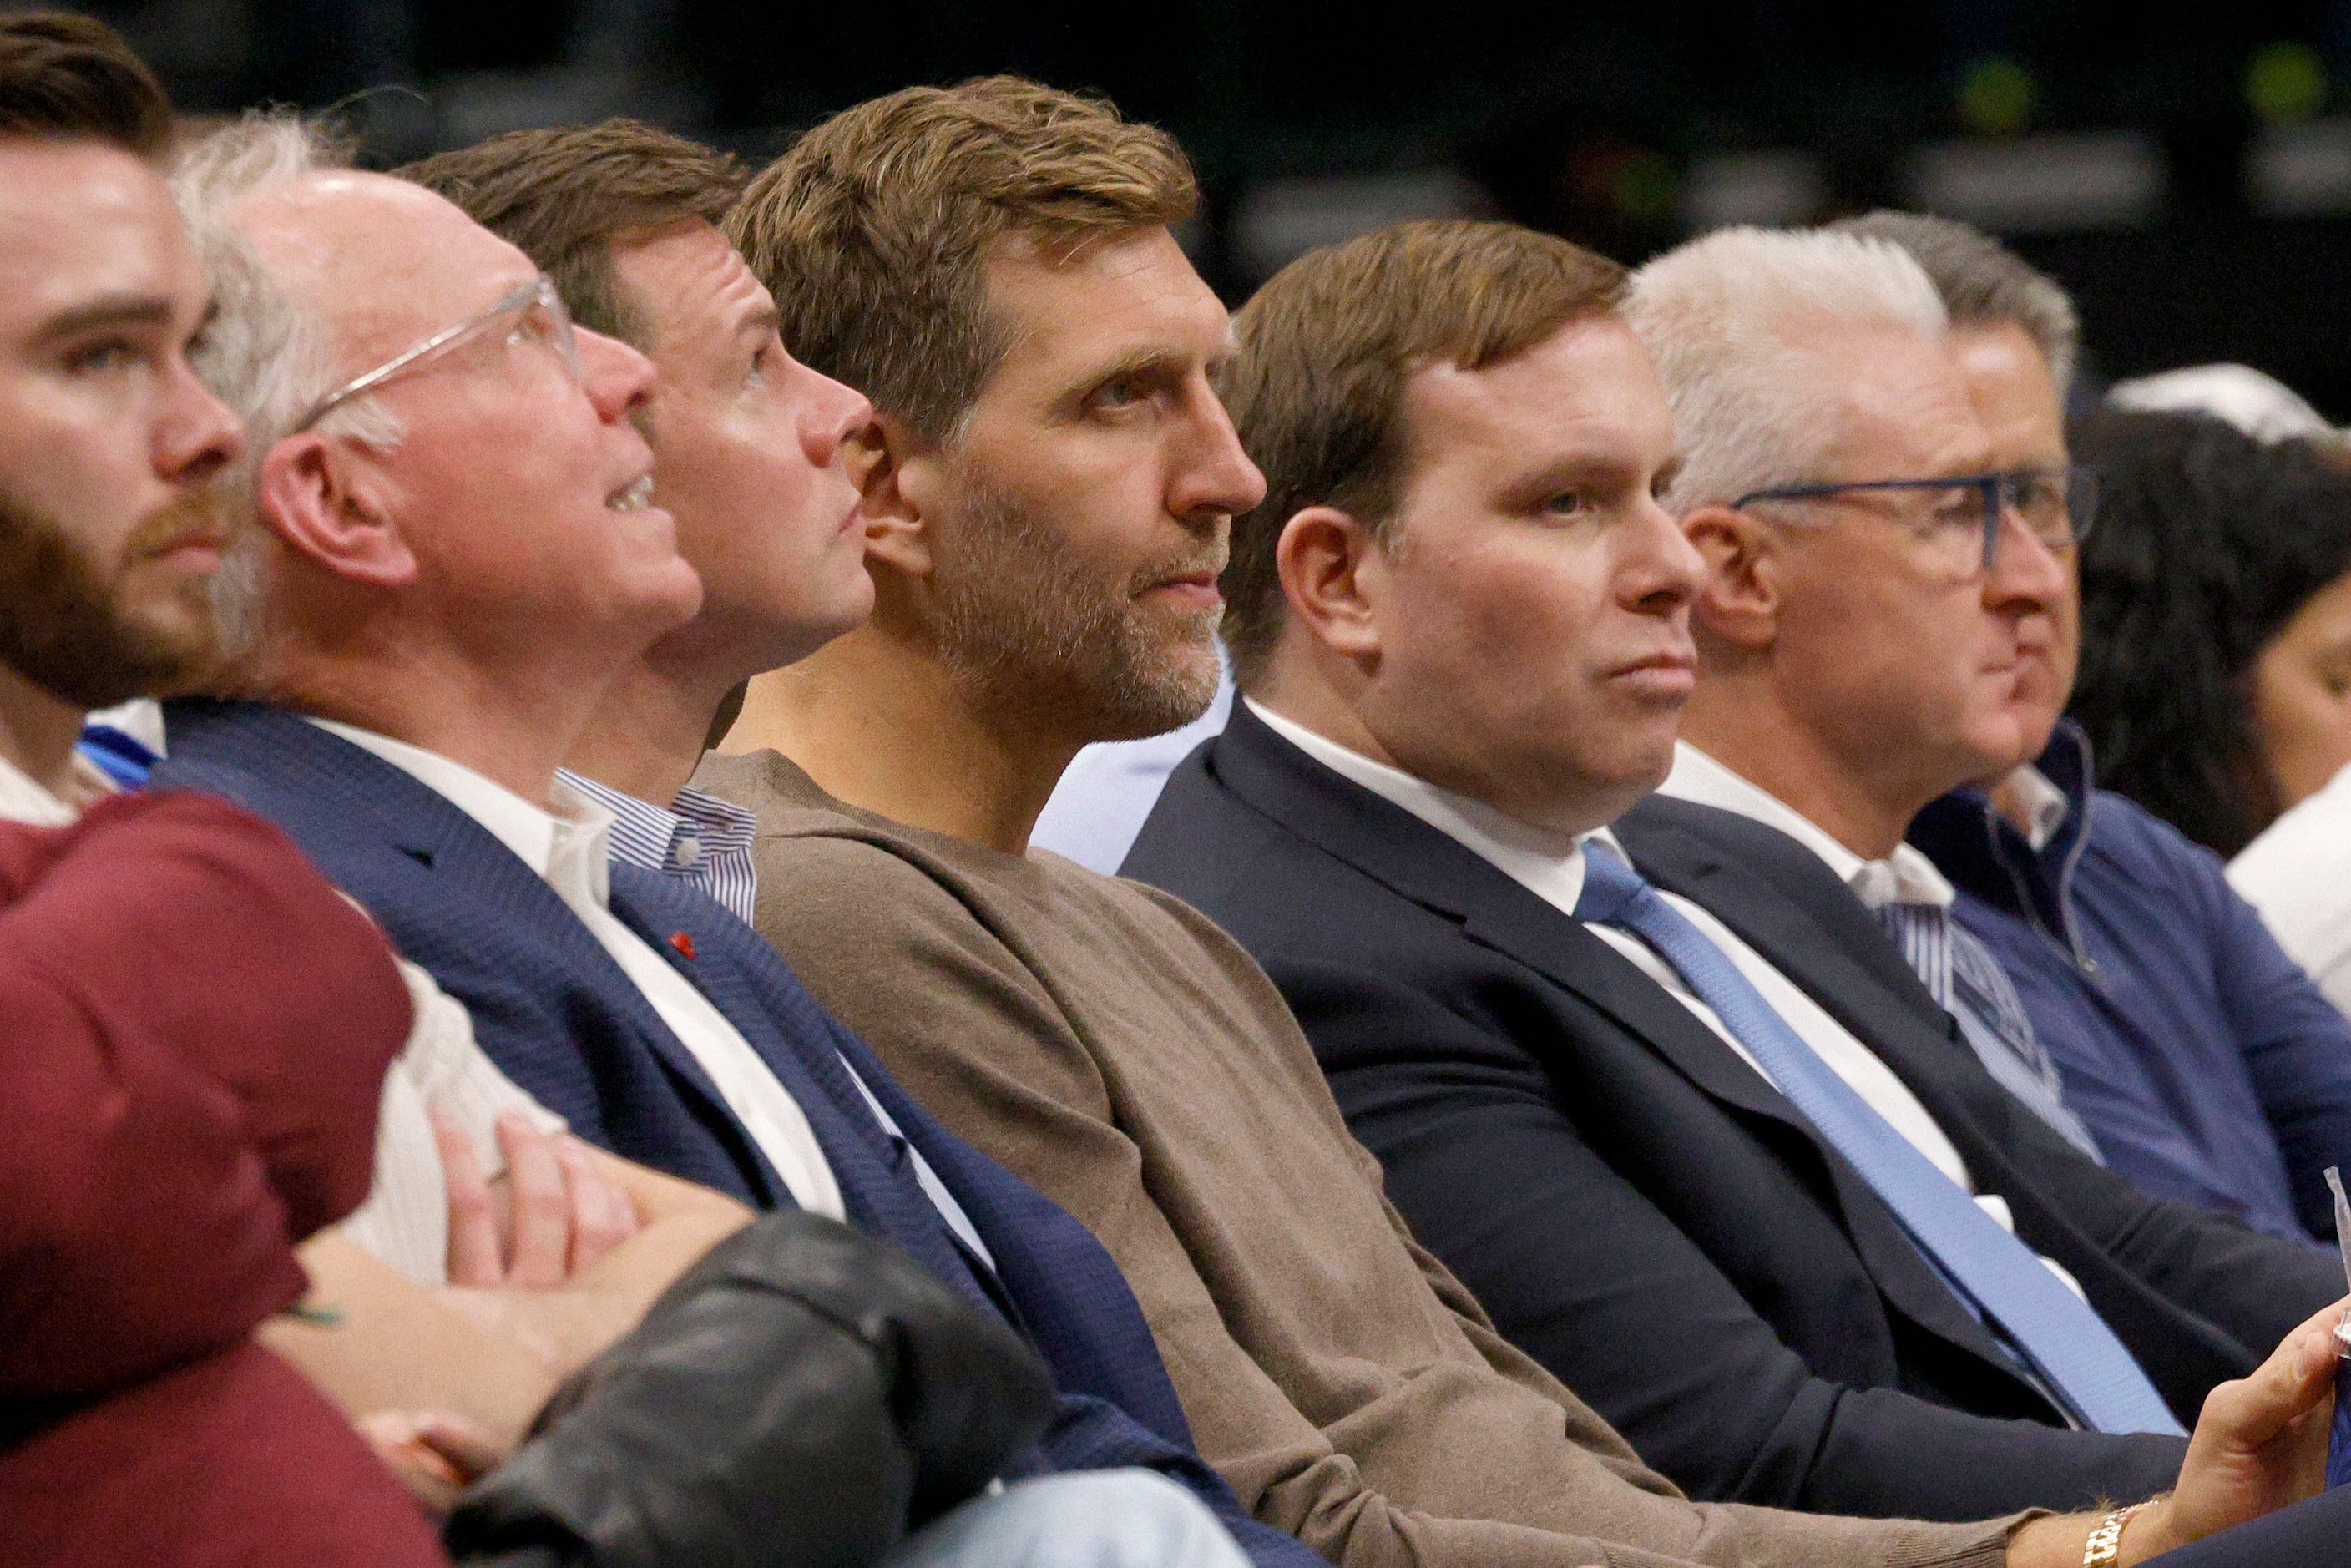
[671,833,703,870]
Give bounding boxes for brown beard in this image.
[0,485,221,709]
[930,476,1226,744]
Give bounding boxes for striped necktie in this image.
[1576,841,2182,1436]
[1877,901,2102,1160]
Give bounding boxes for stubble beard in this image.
[0,485,221,709]
[931,478,1225,745]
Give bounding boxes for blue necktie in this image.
[1575,841,2184,1436]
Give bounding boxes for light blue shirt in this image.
[1031,670,1233,875]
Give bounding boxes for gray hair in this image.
[1826,210,2079,395]
[1623,226,1948,513]
[169,113,405,662]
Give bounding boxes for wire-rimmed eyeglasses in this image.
[287,276,583,436]
[1730,467,2098,578]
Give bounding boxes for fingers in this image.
[556,1136,640,1276]
[411,1412,506,1485]
[2195,1295,2348,1451]
[498,1111,574,1289]
[433,1106,504,1288]
[355,1410,472,1519]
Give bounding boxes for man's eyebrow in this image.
[732,300,783,343]
[1653,453,1686,493]
[1069,344,1186,394]
[32,293,176,343]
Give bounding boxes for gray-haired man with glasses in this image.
[1828,211,2351,1252]
[1623,224,2096,1149]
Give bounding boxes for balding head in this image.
[231,170,538,385]
[169,114,702,797]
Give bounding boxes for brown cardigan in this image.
[696,749,2025,1568]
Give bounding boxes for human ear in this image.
[854,412,937,579]
[1275,506,1385,662]
[254,435,416,589]
[1682,503,1779,649]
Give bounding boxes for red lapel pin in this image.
[668,930,697,961]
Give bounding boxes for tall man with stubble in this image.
[697,78,2343,1568]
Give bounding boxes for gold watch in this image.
[2083,1499,2158,1568]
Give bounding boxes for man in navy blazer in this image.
[151,116,1300,1568]
[1124,218,2346,1541]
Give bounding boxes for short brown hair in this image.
[726,76,1196,441]
[0,11,172,160]
[397,118,746,347]
[1219,219,1627,688]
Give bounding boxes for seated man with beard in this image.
[0,14,446,1563]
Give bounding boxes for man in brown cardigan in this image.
[695,77,2344,1568]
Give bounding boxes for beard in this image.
[0,484,221,709]
[930,476,1226,744]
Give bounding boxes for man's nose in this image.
[157,357,245,487]
[576,326,657,425]
[1170,386,1266,523]
[796,357,873,470]
[1626,492,1708,608]
[1985,506,2070,609]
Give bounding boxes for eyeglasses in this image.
[1731,466,2099,579]
[287,276,583,436]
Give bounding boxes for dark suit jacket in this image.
[1126,704,2338,1521]
[154,698,1317,1568]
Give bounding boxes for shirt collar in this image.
[0,748,112,827]
[557,769,756,874]
[311,718,614,908]
[1659,741,1956,910]
[1245,697,1605,918]
[1997,765,2071,852]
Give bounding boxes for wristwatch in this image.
[2083,1499,2159,1568]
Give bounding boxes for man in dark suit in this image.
[146,113,1295,1568]
[1124,218,2346,1540]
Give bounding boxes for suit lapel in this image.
[1211,706,1816,1134]
[1209,707,2020,1370]
[165,701,784,1206]
[1611,809,2052,1361]
[609,874,993,1301]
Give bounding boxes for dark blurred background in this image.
[57,0,2351,414]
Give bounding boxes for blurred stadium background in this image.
[58,0,2351,415]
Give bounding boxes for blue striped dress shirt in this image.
[559,770,761,927]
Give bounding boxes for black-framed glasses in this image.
[287,276,583,436]
[1731,466,2099,578]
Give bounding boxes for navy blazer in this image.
[154,699,1318,1568]
[1125,705,2338,1522]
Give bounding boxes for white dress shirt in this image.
[311,718,844,1222]
[1248,705,2060,1248]
[1661,743,1960,913]
[1996,764,2071,852]
[0,748,115,825]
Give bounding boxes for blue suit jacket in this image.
[154,698,1317,1568]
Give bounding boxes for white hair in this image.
[169,113,406,664]
[1623,227,1949,513]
